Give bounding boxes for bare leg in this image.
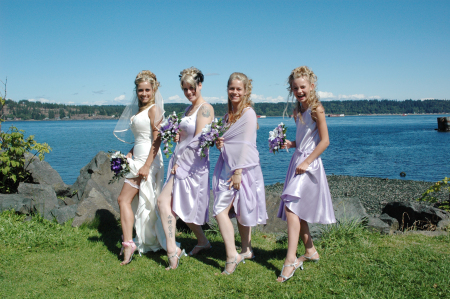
[237,222,253,258]
[117,178,140,265]
[277,206,302,282]
[216,202,243,274]
[157,176,180,270]
[186,222,210,255]
[298,219,319,261]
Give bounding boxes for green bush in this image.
[0,125,51,193]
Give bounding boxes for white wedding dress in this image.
[125,104,167,253]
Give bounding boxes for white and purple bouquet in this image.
[159,111,182,158]
[268,122,287,154]
[109,151,130,183]
[198,118,227,158]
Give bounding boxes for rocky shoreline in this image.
[1,152,449,236]
[266,175,448,217]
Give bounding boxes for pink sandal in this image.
[120,236,137,265]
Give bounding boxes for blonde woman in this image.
[213,72,267,274]
[157,67,214,270]
[277,66,336,282]
[113,70,166,265]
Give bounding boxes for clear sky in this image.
[1,0,449,106]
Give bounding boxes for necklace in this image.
[187,102,204,115]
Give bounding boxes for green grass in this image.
[1,210,449,298]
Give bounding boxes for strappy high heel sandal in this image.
[188,241,212,256]
[240,249,255,260]
[120,239,137,266]
[301,251,320,263]
[166,248,187,270]
[278,258,303,283]
[222,254,245,275]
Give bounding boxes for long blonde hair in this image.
[286,66,321,122]
[135,70,160,112]
[227,72,254,125]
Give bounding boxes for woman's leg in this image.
[298,219,319,261]
[216,203,243,273]
[277,205,302,281]
[237,222,253,257]
[157,176,180,269]
[117,178,140,265]
[186,222,210,255]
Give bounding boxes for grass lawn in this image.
[1,210,449,298]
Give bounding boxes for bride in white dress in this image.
[113,70,167,265]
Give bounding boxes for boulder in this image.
[24,153,71,196]
[367,216,391,234]
[0,193,33,215]
[17,183,58,220]
[256,190,286,233]
[382,201,450,231]
[71,151,123,213]
[72,187,120,227]
[379,213,399,231]
[50,205,78,224]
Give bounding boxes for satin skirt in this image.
[213,160,267,227]
[277,148,336,224]
[126,147,168,253]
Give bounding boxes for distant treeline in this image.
[3,99,450,120]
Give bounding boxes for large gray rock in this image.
[24,153,70,196]
[17,183,58,220]
[51,205,78,224]
[71,151,123,213]
[0,193,33,215]
[72,187,120,227]
[382,201,450,231]
[256,190,286,233]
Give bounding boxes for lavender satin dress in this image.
[277,108,336,224]
[165,104,210,225]
[213,108,267,226]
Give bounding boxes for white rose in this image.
[202,124,212,134]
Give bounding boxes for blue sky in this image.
[1,0,449,106]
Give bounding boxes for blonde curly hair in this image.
[286,66,321,122]
[179,67,204,89]
[227,72,254,125]
[135,70,160,112]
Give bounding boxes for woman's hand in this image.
[295,160,310,175]
[174,133,180,143]
[171,164,179,175]
[281,139,295,150]
[216,137,224,150]
[126,152,133,159]
[137,164,150,181]
[228,169,242,190]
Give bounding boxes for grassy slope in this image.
[1,211,449,299]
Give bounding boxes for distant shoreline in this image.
[4,112,450,122]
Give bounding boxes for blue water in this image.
[4,114,450,185]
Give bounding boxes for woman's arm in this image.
[137,105,163,179]
[295,104,330,174]
[281,108,297,150]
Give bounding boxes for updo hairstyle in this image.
[226,72,254,125]
[135,70,160,112]
[179,67,204,89]
[287,66,321,122]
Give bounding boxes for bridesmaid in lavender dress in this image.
[157,67,214,270]
[277,66,336,282]
[214,72,267,275]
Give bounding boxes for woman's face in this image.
[137,81,153,104]
[228,79,245,106]
[182,81,202,103]
[291,77,314,105]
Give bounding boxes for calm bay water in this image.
[5,114,450,185]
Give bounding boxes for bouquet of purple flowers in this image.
[198,118,226,158]
[159,112,182,158]
[268,122,287,154]
[109,151,130,183]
